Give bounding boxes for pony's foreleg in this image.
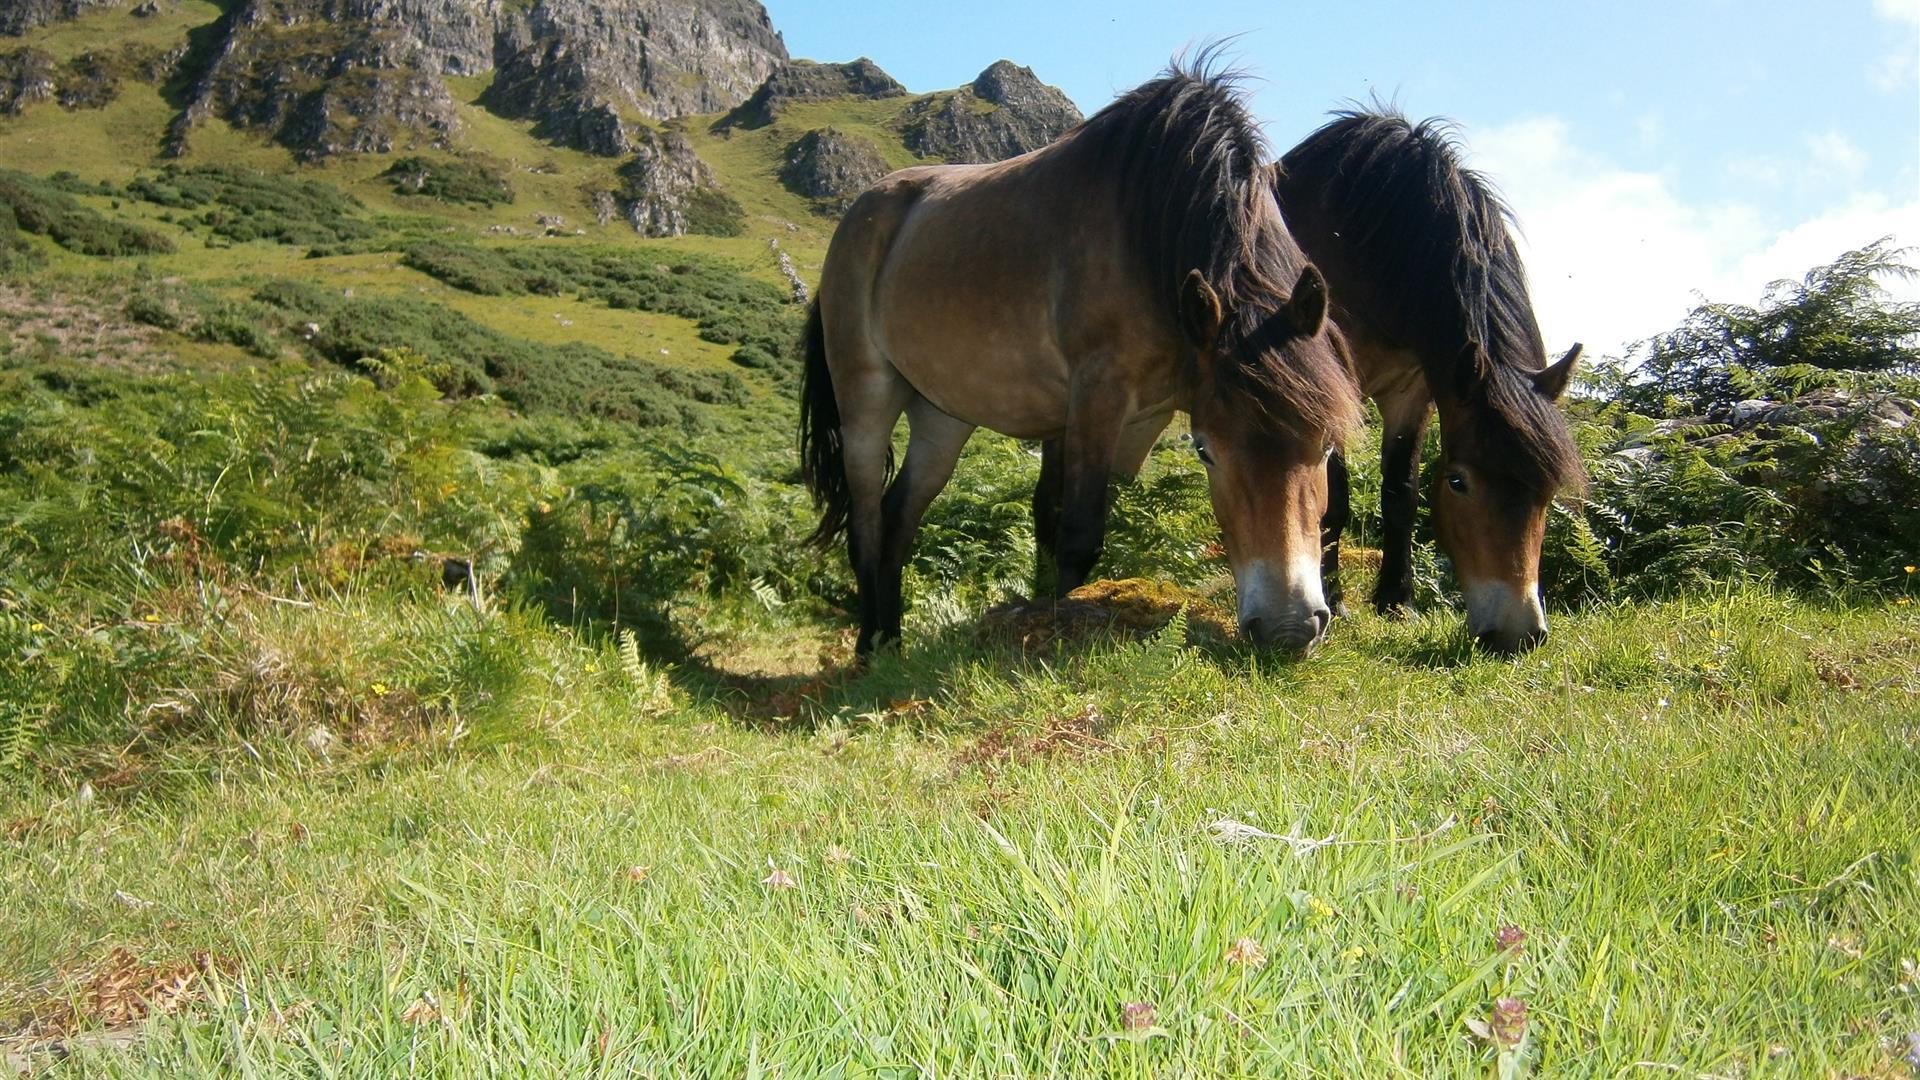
[1052,391,1129,595]
[1373,394,1433,616]
[876,398,975,647]
[837,373,913,658]
[1031,437,1064,596]
[1321,447,1351,618]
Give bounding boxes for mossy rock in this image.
[978,577,1235,650]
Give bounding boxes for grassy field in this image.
[3,4,1919,1077]
[2,584,1917,1077]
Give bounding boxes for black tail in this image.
[798,299,849,547]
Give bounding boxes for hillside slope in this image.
[0,0,1083,393]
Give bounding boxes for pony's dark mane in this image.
[1075,55,1361,439]
[1278,107,1582,493]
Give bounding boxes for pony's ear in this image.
[1285,264,1328,337]
[1180,270,1223,349]
[1453,340,1493,397]
[1533,343,1582,401]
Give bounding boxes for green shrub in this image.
[1542,388,1920,602]
[0,204,44,275]
[401,243,803,374]
[122,165,378,247]
[508,445,812,645]
[122,279,287,358]
[680,186,747,238]
[1603,240,1919,417]
[0,168,174,257]
[254,279,745,428]
[383,156,514,207]
[1542,244,1920,602]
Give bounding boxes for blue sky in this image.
[765,0,1920,357]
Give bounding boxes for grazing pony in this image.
[1273,109,1584,651]
[801,62,1363,656]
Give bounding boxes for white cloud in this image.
[1468,116,1920,360]
[1872,0,1920,90]
[1805,131,1869,182]
[1873,0,1920,24]
[1871,46,1917,92]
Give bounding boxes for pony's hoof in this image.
[1372,599,1416,621]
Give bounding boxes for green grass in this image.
[1,586,1916,1076]
[2,16,1917,1077]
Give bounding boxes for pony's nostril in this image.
[1240,616,1268,646]
[1310,607,1332,639]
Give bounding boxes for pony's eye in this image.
[1446,472,1469,495]
[1194,442,1215,467]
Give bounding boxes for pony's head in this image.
[1433,341,1584,652]
[1183,264,1362,653]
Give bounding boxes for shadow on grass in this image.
[622,592,1334,732]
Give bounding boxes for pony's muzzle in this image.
[1240,609,1330,653]
[1235,559,1332,654]
[1465,581,1548,654]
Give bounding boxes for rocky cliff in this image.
[779,127,888,211]
[1,0,120,36]
[3,42,176,114]
[486,0,785,155]
[170,0,786,160]
[899,60,1081,164]
[611,128,743,237]
[0,49,56,114]
[720,57,903,129]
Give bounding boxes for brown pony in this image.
[1273,109,1584,652]
[800,62,1363,657]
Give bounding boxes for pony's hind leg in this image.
[834,366,914,657]
[876,397,976,646]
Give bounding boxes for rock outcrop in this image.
[1,0,119,36]
[1617,389,1919,460]
[486,0,785,155]
[779,127,888,210]
[2,42,174,114]
[0,48,56,114]
[719,57,903,129]
[899,59,1080,164]
[169,1,465,160]
[1611,387,1920,501]
[612,128,743,238]
[171,0,787,160]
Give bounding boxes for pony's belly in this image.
[882,331,1069,440]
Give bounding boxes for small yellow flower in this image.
[1305,895,1336,921]
[29,622,46,632]
[143,613,161,623]
[584,663,598,674]
[1906,565,1916,574]
[1899,598,1913,606]
[1339,945,1366,963]
[1709,629,1722,638]
[370,682,391,697]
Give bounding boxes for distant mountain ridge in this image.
[0,0,1086,239]
[169,0,789,160]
